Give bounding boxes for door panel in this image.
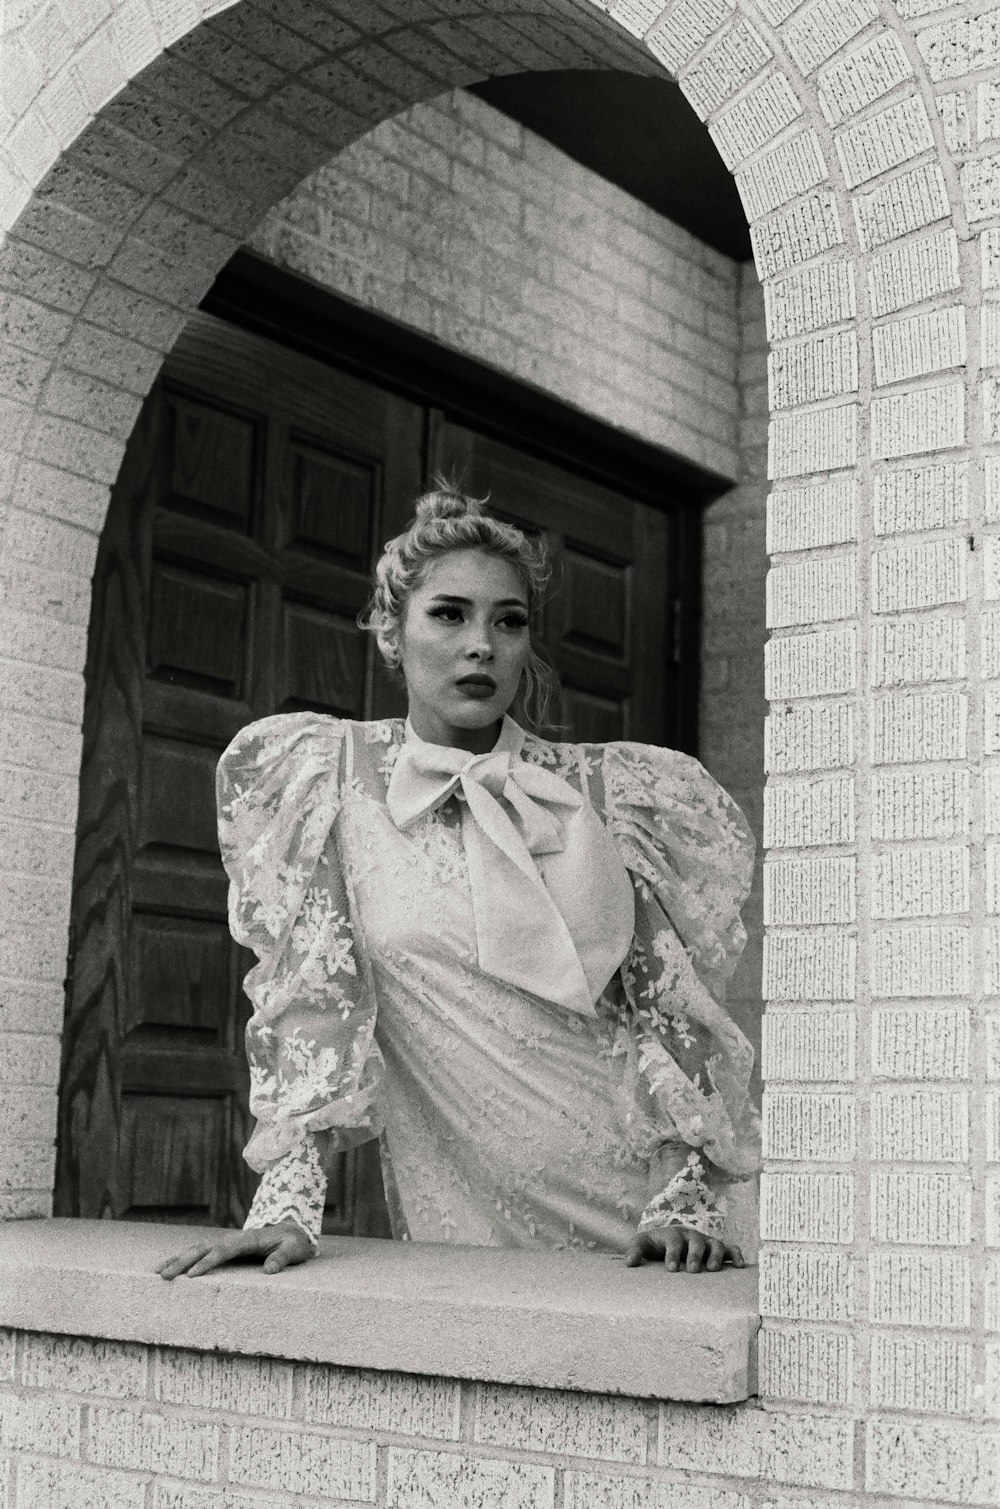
[56,313,423,1236]
[431,416,675,747]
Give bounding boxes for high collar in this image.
[402,710,526,761]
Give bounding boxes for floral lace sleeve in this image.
[217,713,384,1249]
[601,741,761,1242]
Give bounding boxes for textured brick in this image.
[872,845,969,919]
[874,537,967,612]
[645,0,729,71]
[765,703,854,774]
[564,1476,747,1509]
[870,615,965,686]
[870,1333,972,1413]
[871,1170,971,1245]
[763,1089,856,1159]
[872,1087,968,1160]
[761,1173,854,1243]
[22,1334,147,1398]
[872,1005,969,1079]
[0,1026,59,1086]
[763,261,855,343]
[764,857,855,926]
[870,1250,970,1327]
[658,1403,853,1489]
[871,383,965,459]
[989,1254,1000,1330]
[983,684,1000,755]
[88,1407,218,1481]
[303,1365,458,1438]
[155,1349,292,1418]
[836,95,934,190]
[764,776,854,848]
[759,1250,855,1321]
[867,228,961,318]
[766,555,856,627]
[762,1007,856,1081]
[152,1486,295,1509]
[865,1417,998,1502]
[982,227,1000,291]
[962,151,1000,223]
[765,627,857,698]
[763,930,855,1002]
[873,458,968,534]
[0,1391,80,1455]
[853,162,950,251]
[986,1088,1000,1160]
[917,9,1000,82]
[767,403,857,479]
[0,1085,58,1141]
[386,1448,552,1509]
[710,72,802,172]
[816,31,912,126]
[766,477,857,553]
[474,1384,645,1463]
[988,1014,1000,1076]
[228,1425,374,1498]
[759,1328,853,1405]
[940,88,972,151]
[873,768,968,839]
[253,89,741,478]
[16,1458,146,1509]
[752,194,843,288]
[736,132,826,224]
[768,330,857,411]
[872,691,967,764]
[677,20,771,120]
[874,306,966,387]
[872,924,969,998]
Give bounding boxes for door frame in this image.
[202,250,721,756]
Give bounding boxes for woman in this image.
[159,487,759,1282]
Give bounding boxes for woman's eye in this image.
[500,616,528,630]
[429,606,463,622]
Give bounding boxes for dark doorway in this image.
[55,264,712,1236]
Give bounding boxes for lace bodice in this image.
[218,713,760,1252]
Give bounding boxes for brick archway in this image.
[2,0,994,1450]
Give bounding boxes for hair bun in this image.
[413,485,486,524]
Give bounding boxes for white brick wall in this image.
[249,91,742,480]
[2,0,1000,1501]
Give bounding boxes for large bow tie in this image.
[385,715,635,1017]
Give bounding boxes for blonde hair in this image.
[358,480,562,731]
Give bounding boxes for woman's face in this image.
[398,548,531,749]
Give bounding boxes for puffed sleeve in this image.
[216,712,384,1248]
[601,740,760,1243]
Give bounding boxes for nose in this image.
[464,620,495,660]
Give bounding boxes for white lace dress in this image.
[219,711,760,1253]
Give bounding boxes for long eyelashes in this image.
[427,607,528,629]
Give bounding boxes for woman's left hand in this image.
[625,1225,745,1272]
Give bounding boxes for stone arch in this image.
[2,0,992,1434]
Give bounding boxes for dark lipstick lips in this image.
[456,676,497,688]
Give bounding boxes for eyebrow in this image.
[429,593,528,609]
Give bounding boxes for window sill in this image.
[0,1219,759,1403]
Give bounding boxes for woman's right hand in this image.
[155,1221,314,1280]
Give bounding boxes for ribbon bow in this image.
[386,715,635,1017]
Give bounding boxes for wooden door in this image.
[55,313,421,1233]
[431,417,677,746]
[56,311,692,1237]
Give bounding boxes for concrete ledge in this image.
[0,1219,759,1403]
